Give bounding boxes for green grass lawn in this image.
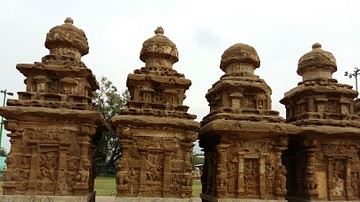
[95,176,116,196]
[192,179,202,198]
[0,177,202,197]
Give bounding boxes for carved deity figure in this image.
[75,159,90,183]
[274,165,287,196]
[217,171,227,189]
[304,166,318,197]
[329,160,345,197]
[116,161,135,186]
[244,159,259,195]
[40,151,58,181]
[145,154,162,181]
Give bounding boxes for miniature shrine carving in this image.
[1,17,360,202]
[281,43,360,201]
[0,18,104,202]
[111,27,199,201]
[199,43,298,202]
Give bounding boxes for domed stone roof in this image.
[297,43,337,79]
[45,17,89,58]
[140,27,179,65]
[220,43,260,72]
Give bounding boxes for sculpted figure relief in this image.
[112,27,199,198]
[0,18,104,201]
[40,151,58,181]
[274,165,287,197]
[3,17,360,202]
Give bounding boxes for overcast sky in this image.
[1,0,360,152]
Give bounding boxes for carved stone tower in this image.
[199,43,298,202]
[111,27,199,201]
[0,18,104,202]
[281,43,360,201]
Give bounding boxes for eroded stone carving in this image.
[111,27,199,199]
[0,18,104,201]
[281,43,360,201]
[199,43,298,201]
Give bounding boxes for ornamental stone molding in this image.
[281,43,360,202]
[199,43,298,202]
[1,17,360,202]
[111,27,199,201]
[0,18,105,202]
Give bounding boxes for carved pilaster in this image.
[236,153,245,196]
[162,151,172,197]
[216,144,229,197]
[303,139,319,199]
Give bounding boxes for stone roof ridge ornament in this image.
[140,26,179,70]
[297,42,337,81]
[220,43,260,77]
[45,17,89,60]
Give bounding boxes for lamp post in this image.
[0,89,14,149]
[345,67,360,97]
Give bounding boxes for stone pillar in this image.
[199,43,298,202]
[0,18,104,202]
[112,27,199,202]
[281,43,360,202]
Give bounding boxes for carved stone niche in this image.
[112,27,199,202]
[200,43,297,202]
[0,17,104,202]
[140,86,154,103]
[285,136,360,202]
[32,75,52,93]
[229,92,243,109]
[60,77,78,94]
[200,131,293,202]
[164,89,179,105]
[112,119,198,201]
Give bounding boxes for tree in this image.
[93,76,130,175]
[0,147,6,157]
[191,151,204,169]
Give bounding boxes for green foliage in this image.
[93,77,130,175]
[94,77,129,122]
[190,151,204,169]
[0,147,6,157]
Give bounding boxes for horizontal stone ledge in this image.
[115,197,198,202]
[0,191,95,202]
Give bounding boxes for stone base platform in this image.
[286,197,356,202]
[201,195,287,202]
[202,199,287,202]
[115,197,196,202]
[0,191,95,202]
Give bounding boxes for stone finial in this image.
[154,26,164,35]
[45,17,89,59]
[297,43,337,81]
[64,17,74,24]
[312,42,321,49]
[140,27,179,69]
[220,43,260,75]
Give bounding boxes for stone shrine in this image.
[2,17,360,202]
[281,43,360,201]
[199,43,298,202]
[0,18,104,202]
[111,27,199,201]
